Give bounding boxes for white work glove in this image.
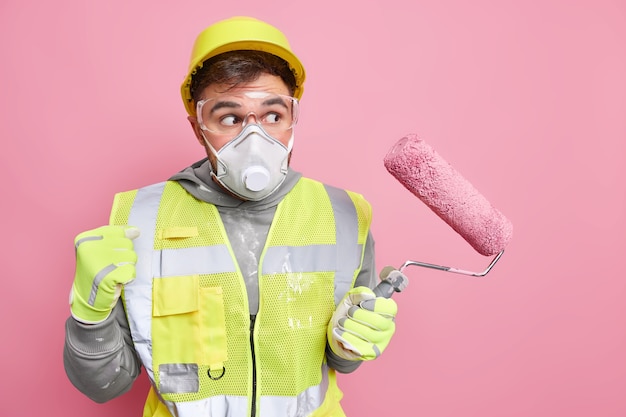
[327,286,398,361]
[69,225,140,324]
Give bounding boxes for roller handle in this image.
[373,266,409,298]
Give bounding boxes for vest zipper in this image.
[250,314,257,417]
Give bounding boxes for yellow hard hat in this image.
[181,16,306,116]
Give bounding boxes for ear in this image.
[187,116,205,147]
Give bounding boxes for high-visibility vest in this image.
[110,178,372,417]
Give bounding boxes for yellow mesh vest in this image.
[110,178,371,417]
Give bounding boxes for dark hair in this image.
[190,50,297,102]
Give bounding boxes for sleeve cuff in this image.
[65,314,124,355]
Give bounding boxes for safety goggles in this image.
[196,91,299,136]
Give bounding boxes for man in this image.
[64,16,401,417]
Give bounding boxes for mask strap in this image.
[200,131,218,155]
[286,131,295,152]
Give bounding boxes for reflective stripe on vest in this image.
[113,179,370,417]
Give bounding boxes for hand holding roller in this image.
[327,285,399,361]
[326,132,512,359]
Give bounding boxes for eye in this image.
[263,112,281,124]
[220,115,241,127]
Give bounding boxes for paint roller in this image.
[374,134,513,297]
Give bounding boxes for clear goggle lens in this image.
[196,91,299,136]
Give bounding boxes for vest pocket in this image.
[152,275,201,368]
[152,275,229,394]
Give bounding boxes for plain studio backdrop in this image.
[1,0,625,416]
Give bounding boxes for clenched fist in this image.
[69,225,140,324]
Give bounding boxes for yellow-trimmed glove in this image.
[69,225,140,324]
[327,286,398,361]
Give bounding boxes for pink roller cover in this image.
[384,134,513,256]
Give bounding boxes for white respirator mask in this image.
[202,123,293,201]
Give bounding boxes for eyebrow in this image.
[209,96,289,115]
[209,100,241,115]
[261,97,289,109]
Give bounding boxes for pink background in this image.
[1,0,625,416]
